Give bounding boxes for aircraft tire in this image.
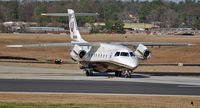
[119,72,122,77]
[115,71,122,77]
[125,74,128,78]
[85,70,93,76]
[86,71,90,76]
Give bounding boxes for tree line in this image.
[0,0,200,31]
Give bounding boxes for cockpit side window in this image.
[121,52,129,56]
[115,52,120,56]
[129,52,135,56]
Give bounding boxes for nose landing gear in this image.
[115,70,133,78]
[122,70,132,78]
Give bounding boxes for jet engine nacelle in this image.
[70,45,90,61]
[134,44,152,60]
[78,50,87,59]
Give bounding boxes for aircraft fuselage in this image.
[70,43,138,72]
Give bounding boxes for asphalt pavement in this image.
[0,65,200,96]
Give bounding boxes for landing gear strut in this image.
[115,71,122,77]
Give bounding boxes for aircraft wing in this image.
[7,42,193,47]
[6,42,100,47]
[107,42,194,46]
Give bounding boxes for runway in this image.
[0,65,200,96]
[0,79,200,96]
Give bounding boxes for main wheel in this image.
[115,71,122,77]
[86,70,90,76]
[85,70,93,76]
[118,72,122,77]
[115,72,119,77]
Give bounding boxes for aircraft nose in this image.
[128,57,138,69]
[131,61,138,69]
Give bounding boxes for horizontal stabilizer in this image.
[41,13,99,16]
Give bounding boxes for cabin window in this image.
[114,52,120,56]
[129,52,135,56]
[120,52,129,56]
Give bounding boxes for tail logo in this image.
[70,22,74,32]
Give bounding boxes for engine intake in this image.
[134,44,152,60]
[78,50,87,59]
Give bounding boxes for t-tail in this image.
[41,9,98,43]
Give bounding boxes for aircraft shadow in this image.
[135,72,200,77]
[0,60,76,64]
[139,64,200,66]
[92,72,149,78]
[0,56,76,64]
[0,56,36,60]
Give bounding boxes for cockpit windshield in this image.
[115,52,120,56]
[115,52,135,57]
[120,52,129,56]
[129,52,135,56]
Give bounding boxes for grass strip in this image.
[0,102,165,108]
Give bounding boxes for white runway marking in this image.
[178,85,200,88]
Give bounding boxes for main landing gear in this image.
[84,69,93,76]
[115,71,122,77]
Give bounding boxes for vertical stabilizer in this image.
[41,9,98,43]
[68,9,86,43]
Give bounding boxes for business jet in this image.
[7,9,193,78]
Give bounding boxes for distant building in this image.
[3,21,36,27]
[85,22,105,27]
[124,23,153,31]
[26,27,68,34]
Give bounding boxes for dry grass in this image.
[0,33,200,72]
[1,33,200,64]
[0,93,199,108]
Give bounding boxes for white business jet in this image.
[7,9,193,78]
